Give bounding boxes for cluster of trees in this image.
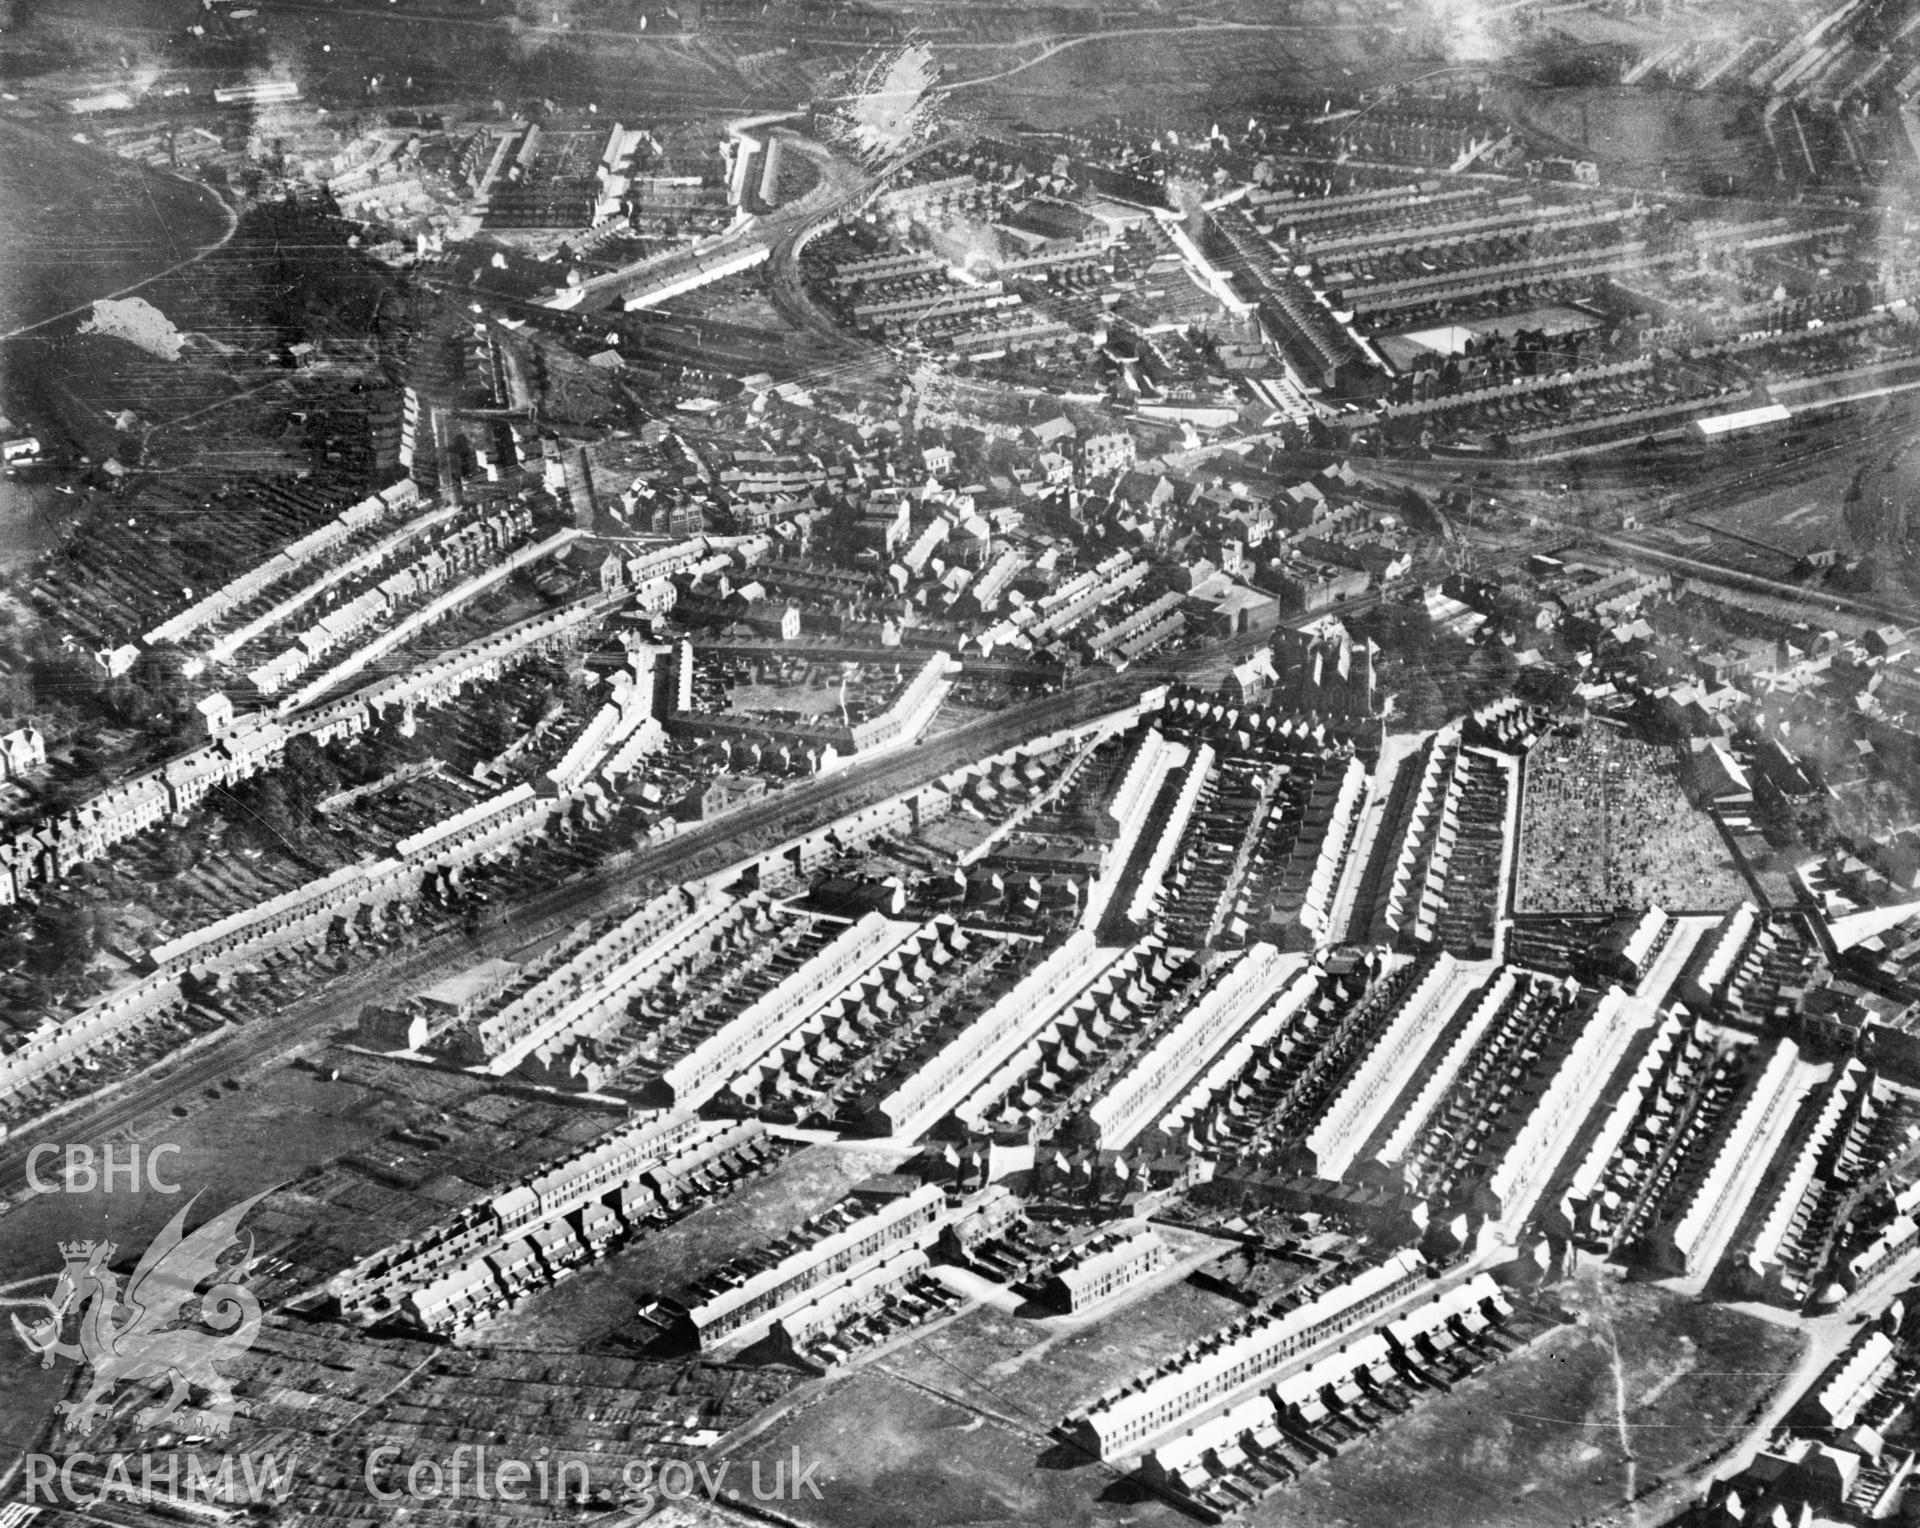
[236,194,399,351]
[1348,592,1572,729]
[210,735,344,856]
[0,632,202,813]
[0,899,111,1015]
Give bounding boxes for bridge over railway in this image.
[548,130,883,322]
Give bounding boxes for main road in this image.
[0,629,1275,1201]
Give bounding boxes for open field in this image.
[1246,1271,1806,1528]
[719,1365,1194,1528]
[730,682,848,718]
[877,1266,1249,1425]
[0,116,230,340]
[947,28,1391,131]
[723,1268,1804,1528]
[1501,85,1755,185]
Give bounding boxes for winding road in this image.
[0,123,240,343]
[940,18,1346,93]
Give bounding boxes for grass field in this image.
[721,1366,1194,1528]
[0,116,230,339]
[878,1272,1249,1425]
[724,1267,1803,1528]
[1501,85,1754,183]
[1245,1271,1805,1528]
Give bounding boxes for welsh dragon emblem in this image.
[4,1187,273,1438]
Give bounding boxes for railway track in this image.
[0,626,1286,1193]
